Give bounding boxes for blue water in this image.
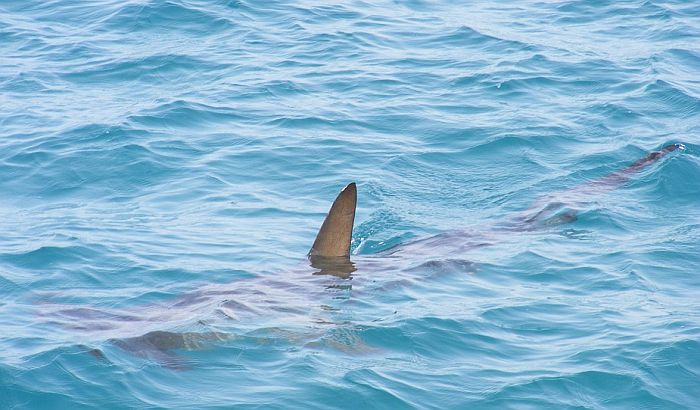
[2,0,700,408]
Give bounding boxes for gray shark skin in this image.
[109,331,229,370]
[36,143,683,367]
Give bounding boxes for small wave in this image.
[100,1,234,34]
[428,26,531,52]
[128,99,247,129]
[1,245,101,270]
[483,370,680,408]
[60,54,228,85]
[641,79,700,118]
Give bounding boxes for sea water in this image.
[1,0,699,408]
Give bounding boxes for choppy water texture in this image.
[1,0,700,408]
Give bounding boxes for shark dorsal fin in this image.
[309,182,356,257]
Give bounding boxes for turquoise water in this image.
[1,0,700,408]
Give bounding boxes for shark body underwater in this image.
[39,143,684,368]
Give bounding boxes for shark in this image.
[36,143,684,368]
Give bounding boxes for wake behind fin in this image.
[309,182,356,257]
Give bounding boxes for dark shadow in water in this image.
[308,255,356,279]
[110,331,228,370]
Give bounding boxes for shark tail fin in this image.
[620,143,684,174]
[309,182,356,257]
[596,143,684,188]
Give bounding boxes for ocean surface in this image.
[1,0,699,408]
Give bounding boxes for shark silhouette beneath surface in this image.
[37,143,684,368]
